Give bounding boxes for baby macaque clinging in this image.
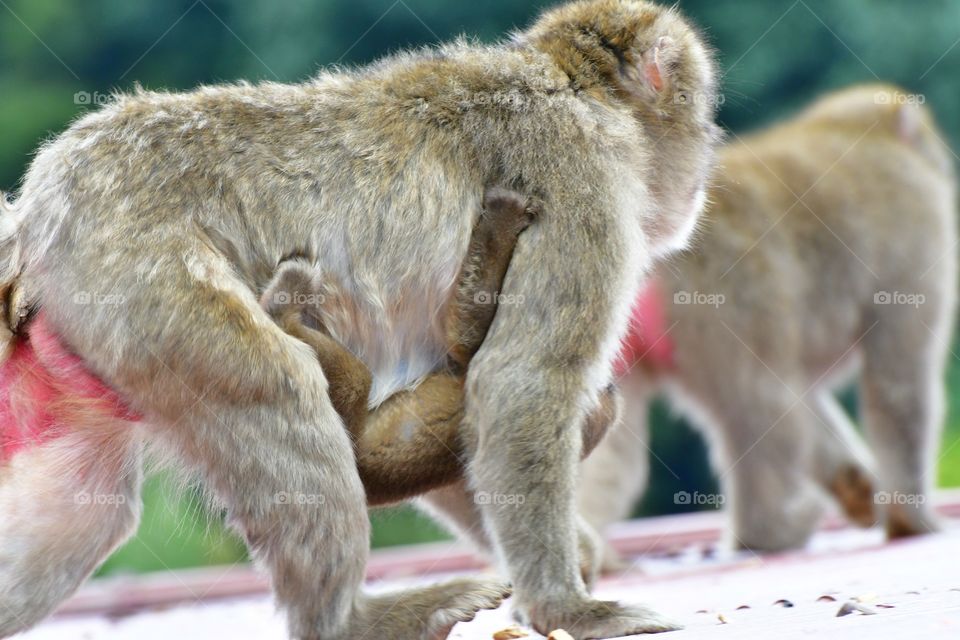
[262,186,621,507]
[580,84,956,557]
[0,0,720,637]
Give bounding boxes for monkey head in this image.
[800,83,955,178]
[521,0,723,258]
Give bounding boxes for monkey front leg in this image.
[418,480,608,589]
[463,188,678,637]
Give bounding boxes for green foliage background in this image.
[1,0,959,575]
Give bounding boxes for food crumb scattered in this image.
[492,625,528,639]
[837,600,877,617]
[547,630,574,640]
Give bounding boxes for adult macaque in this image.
[0,0,719,637]
[580,84,956,556]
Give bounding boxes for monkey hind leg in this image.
[105,276,369,639]
[860,311,948,539]
[79,253,508,640]
[351,577,511,640]
[703,383,826,552]
[0,427,142,636]
[807,391,878,528]
[577,379,652,575]
[277,313,372,440]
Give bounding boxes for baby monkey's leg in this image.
[260,264,371,437]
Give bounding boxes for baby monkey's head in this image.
[522,0,723,257]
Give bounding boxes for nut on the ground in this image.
[837,600,877,617]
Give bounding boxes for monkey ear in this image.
[641,36,674,94]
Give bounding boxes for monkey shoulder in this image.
[353,43,630,138]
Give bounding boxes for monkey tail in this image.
[0,191,25,363]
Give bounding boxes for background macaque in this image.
[262,186,620,507]
[0,0,719,638]
[580,84,957,556]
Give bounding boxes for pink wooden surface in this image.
[17,490,960,639]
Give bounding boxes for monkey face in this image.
[801,83,956,178]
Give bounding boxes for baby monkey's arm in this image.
[444,186,541,374]
[262,187,619,506]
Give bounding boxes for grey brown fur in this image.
[580,84,957,556]
[260,186,623,507]
[0,1,719,638]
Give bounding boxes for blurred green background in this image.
[1,0,959,575]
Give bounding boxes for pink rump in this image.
[0,312,139,461]
[614,279,675,378]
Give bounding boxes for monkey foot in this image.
[424,577,513,639]
[517,598,681,638]
[886,502,940,540]
[731,490,824,552]
[828,464,877,528]
[352,576,511,640]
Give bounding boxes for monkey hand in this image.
[260,258,319,323]
[481,186,542,237]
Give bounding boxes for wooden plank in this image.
[23,490,960,639]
